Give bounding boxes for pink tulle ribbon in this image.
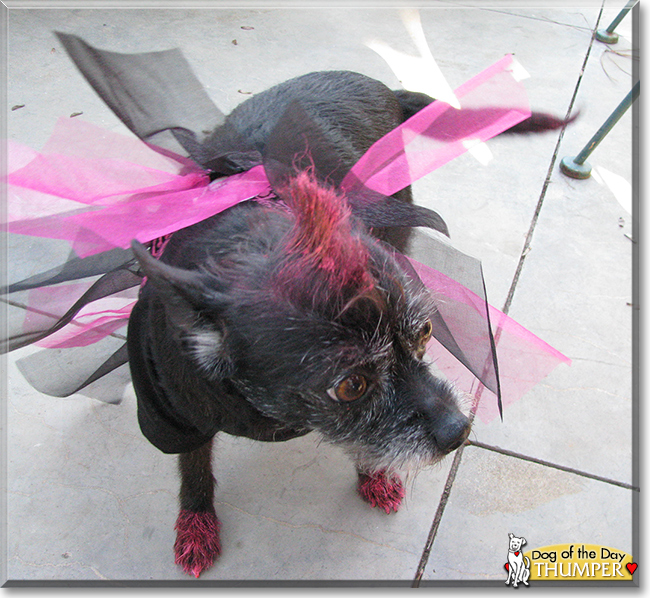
[410,258,571,423]
[6,120,272,258]
[5,54,570,414]
[23,283,137,349]
[342,54,530,196]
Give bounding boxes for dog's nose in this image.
[434,411,471,454]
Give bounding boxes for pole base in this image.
[596,29,619,44]
[560,156,592,179]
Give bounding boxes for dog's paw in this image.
[357,470,405,514]
[174,509,221,578]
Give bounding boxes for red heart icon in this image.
[626,563,637,575]
[504,563,509,571]
[515,551,520,556]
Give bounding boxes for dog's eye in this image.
[329,374,368,402]
[420,319,433,344]
[414,319,433,359]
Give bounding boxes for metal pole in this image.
[560,81,640,179]
[596,0,636,44]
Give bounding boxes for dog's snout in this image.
[433,411,471,454]
[401,362,471,455]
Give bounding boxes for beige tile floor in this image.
[2,0,638,587]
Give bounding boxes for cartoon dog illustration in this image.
[506,533,530,587]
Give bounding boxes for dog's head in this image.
[133,171,470,473]
[508,534,527,552]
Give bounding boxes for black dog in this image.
[127,70,567,577]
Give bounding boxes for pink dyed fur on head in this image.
[278,171,374,298]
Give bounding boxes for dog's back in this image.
[226,71,405,161]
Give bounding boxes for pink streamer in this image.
[21,283,137,349]
[411,258,570,423]
[6,119,271,257]
[342,54,530,197]
[6,56,569,414]
[34,304,133,349]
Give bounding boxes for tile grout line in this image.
[466,440,639,492]
[412,4,606,585]
[411,444,466,587]
[501,3,604,316]
[480,8,594,33]
[411,385,486,587]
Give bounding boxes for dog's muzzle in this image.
[401,361,472,455]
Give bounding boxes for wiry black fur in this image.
[127,70,571,576]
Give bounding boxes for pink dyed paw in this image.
[357,470,405,514]
[174,509,221,578]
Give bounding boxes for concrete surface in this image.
[2,0,638,587]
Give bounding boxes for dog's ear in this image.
[132,240,233,379]
[132,240,227,318]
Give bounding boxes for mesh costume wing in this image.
[4,35,570,420]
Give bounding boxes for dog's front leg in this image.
[173,439,220,578]
[356,469,406,514]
